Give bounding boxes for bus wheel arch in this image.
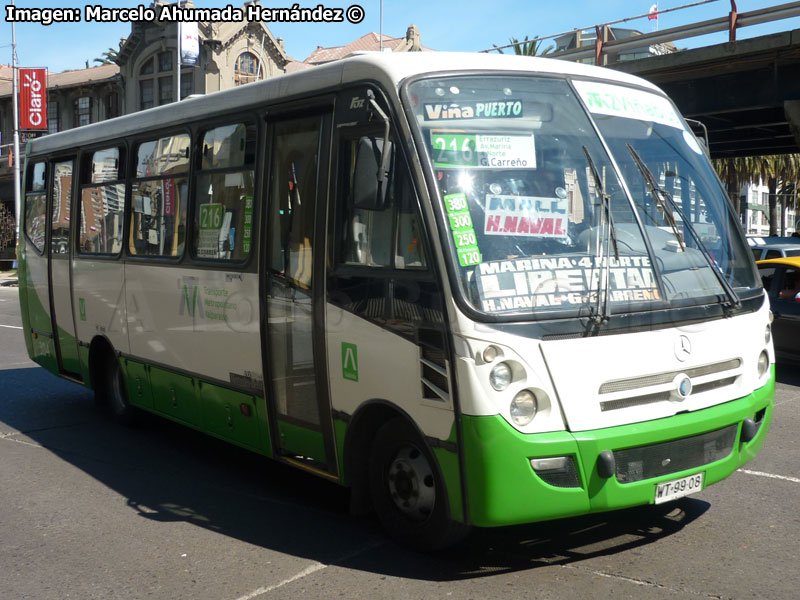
[344,400,403,517]
[88,336,134,424]
[348,406,467,550]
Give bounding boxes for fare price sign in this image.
[444,192,481,267]
[431,133,536,169]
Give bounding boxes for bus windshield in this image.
[406,75,759,319]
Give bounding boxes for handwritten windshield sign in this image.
[476,255,661,313]
[484,195,568,240]
[573,80,682,130]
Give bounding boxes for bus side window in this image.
[51,161,73,255]
[129,133,190,258]
[336,136,425,270]
[24,161,47,253]
[267,117,320,288]
[338,137,392,267]
[394,164,426,269]
[79,147,125,255]
[192,122,256,261]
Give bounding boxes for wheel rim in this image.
[386,444,436,522]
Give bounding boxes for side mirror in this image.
[352,137,393,211]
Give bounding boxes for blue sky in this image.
[2,0,799,71]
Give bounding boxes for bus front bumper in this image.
[460,368,774,528]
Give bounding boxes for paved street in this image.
[1,283,799,599]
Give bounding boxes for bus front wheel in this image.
[368,417,467,551]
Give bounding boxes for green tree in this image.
[93,47,120,66]
[714,154,800,235]
[494,36,554,56]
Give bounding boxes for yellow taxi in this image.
[757,256,800,361]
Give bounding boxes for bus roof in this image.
[27,52,663,157]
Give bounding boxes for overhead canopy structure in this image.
[611,29,800,158]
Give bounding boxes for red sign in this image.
[163,178,176,217]
[19,68,48,130]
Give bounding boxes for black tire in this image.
[368,417,468,551]
[95,352,135,425]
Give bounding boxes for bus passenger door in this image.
[48,158,82,377]
[263,111,337,476]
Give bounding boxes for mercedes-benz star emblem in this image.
[674,335,692,362]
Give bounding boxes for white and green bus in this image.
[18,52,774,549]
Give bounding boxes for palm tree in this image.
[713,156,749,217]
[715,154,800,235]
[93,47,120,66]
[494,36,554,56]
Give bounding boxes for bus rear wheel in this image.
[368,417,467,551]
[95,352,134,425]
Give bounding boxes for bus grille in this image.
[614,424,738,483]
[598,359,742,394]
[599,376,738,412]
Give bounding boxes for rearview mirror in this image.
[352,137,393,211]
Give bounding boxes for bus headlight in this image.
[510,390,538,426]
[482,345,501,363]
[757,351,769,378]
[765,325,771,344]
[489,362,512,391]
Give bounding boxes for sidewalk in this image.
[0,270,18,287]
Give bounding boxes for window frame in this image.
[189,118,259,265]
[331,124,431,274]
[47,101,60,134]
[126,127,192,262]
[49,157,76,257]
[23,160,48,255]
[234,51,261,86]
[73,96,92,128]
[76,144,127,258]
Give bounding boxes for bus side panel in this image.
[199,380,268,454]
[124,264,267,442]
[20,241,58,373]
[123,358,153,409]
[325,303,463,519]
[73,258,129,381]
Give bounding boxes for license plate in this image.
[654,472,704,504]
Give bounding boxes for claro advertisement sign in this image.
[19,67,48,130]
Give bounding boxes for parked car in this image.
[757,256,800,361]
[747,236,800,261]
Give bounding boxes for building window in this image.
[180,72,193,99]
[47,101,59,134]
[140,79,154,110]
[139,52,178,109]
[158,51,172,73]
[234,52,260,86]
[158,76,173,105]
[141,57,154,75]
[73,97,92,127]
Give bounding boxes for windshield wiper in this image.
[583,146,619,324]
[625,144,741,310]
[625,144,685,252]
